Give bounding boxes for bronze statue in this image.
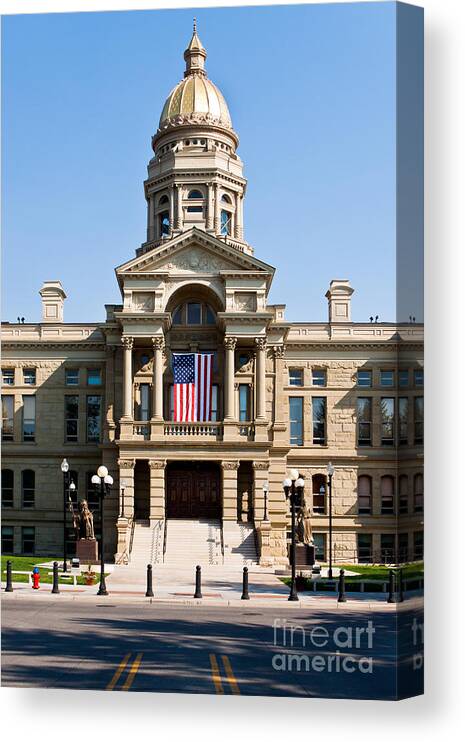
[78,499,95,540]
[296,504,313,545]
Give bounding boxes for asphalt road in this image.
[1,598,423,699]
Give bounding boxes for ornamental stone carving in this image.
[149,460,166,470]
[222,461,240,471]
[272,345,286,359]
[152,337,165,351]
[234,292,256,312]
[255,337,267,351]
[224,337,237,351]
[252,461,269,471]
[118,459,135,469]
[161,247,233,273]
[132,292,154,312]
[121,336,134,351]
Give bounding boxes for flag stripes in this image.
[172,352,213,422]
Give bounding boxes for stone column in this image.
[234,192,241,239]
[149,459,166,521]
[237,193,244,240]
[122,336,134,419]
[206,183,214,230]
[271,345,287,444]
[175,184,182,230]
[151,337,165,420]
[104,345,116,443]
[169,185,175,235]
[214,183,220,233]
[253,461,270,524]
[222,461,239,521]
[255,337,267,421]
[115,458,135,563]
[224,337,237,421]
[147,195,154,241]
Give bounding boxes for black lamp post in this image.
[283,469,304,601]
[60,458,70,573]
[92,465,113,596]
[262,481,270,522]
[327,461,335,579]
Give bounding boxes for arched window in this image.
[171,302,216,327]
[398,474,409,514]
[221,193,232,204]
[158,195,169,206]
[21,469,35,509]
[414,473,423,512]
[188,190,203,199]
[381,475,395,514]
[358,475,372,514]
[312,474,326,514]
[1,469,14,508]
[186,189,204,214]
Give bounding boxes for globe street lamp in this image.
[92,465,113,596]
[283,469,305,601]
[327,461,335,579]
[60,458,71,572]
[262,481,270,522]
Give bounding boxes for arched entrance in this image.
[166,462,222,519]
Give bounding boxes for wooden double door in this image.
[166,462,222,519]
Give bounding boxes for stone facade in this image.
[1,28,423,566]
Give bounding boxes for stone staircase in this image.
[163,519,222,567]
[222,521,259,568]
[129,520,165,567]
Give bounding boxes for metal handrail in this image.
[163,517,168,561]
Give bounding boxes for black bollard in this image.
[51,561,60,594]
[194,565,202,599]
[337,568,347,603]
[145,564,154,598]
[241,566,250,600]
[398,568,404,603]
[5,560,13,592]
[387,569,396,603]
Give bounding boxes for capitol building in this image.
[1,27,423,568]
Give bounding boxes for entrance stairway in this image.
[163,519,222,567]
[222,522,259,568]
[130,520,165,567]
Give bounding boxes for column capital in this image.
[222,460,240,471]
[118,458,135,470]
[224,336,237,351]
[148,459,166,470]
[152,336,165,351]
[122,336,134,351]
[252,460,269,471]
[255,337,267,351]
[272,344,286,359]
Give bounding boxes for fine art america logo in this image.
[271,618,376,674]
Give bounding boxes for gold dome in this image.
[158,24,233,131]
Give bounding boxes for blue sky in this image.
[2,3,419,324]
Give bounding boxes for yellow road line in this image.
[106,653,131,691]
[221,655,240,695]
[209,653,224,694]
[122,652,143,691]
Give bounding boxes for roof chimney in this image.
[325,280,354,323]
[39,281,67,323]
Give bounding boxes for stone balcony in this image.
[118,419,260,443]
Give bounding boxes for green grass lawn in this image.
[1,555,106,586]
[280,561,424,592]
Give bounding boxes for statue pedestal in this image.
[76,538,98,564]
[291,543,315,568]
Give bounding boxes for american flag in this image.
[172,353,213,422]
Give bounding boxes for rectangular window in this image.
[381,397,395,445]
[357,476,372,515]
[87,395,101,443]
[22,469,35,508]
[2,368,14,386]
[1,469,14,508]
[238,384,250,422]
[312,476,326,514]
[87,368,102,386]
[65,369,79,386]
[187,302,201,325]
[398,397,408,444]
[22,396,36,442]
[289,368,303,386]
[414,397,424,444]
[289,397,303,446]
[312,397,326,445]
[414,369,424,387]
[381,476,395,514]
[21,526,35,555]
[399,370,409,387]
[313,533,326,562]
[137,384,150,421]
[1,526,14,554]
[357,370,372,387]
[357,397,372,446]
[414,531,424,560]
[380,534,396,564]
[380,370,394,387]
[398,475,409,514]
[398,533,409,563]
[65,395,79,442]
[357,534,372,564]
[2,395,14,441]
[312,369,326,387]
[414,474,423,512]
[23,368,36,385]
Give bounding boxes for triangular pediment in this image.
[115,228,275,280]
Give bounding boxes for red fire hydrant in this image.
[32,566,40,589]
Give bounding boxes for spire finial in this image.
[193,17,197,34]
[184,20,207,77]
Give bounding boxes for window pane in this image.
[398,475,409,514]
[87,369,102,386]
[380,370,394,387]
[414,369,424,387]
[205,305,216,325]
[380,534,395,563]
[289,397,303,446]
[65,395,79,442]
[312,475,326,514]
[381,476,394,513]
[87,396,101,442]
[22,526,35,555]
[172,306,183,325]
[357,398,372,446]
[239,384,249,422]
[65,369,79,385]
[398,397,408,444]
[313,533,326,561]
[357,534,372,563]
[211,385,218,422]
[2,369,14,385]
[381,398,395,445]
[414,397,424,443]
[139,384,150,421]
[358,475,372,514]
[399,370,409,387]
[1,469,14,507]
[1,526,14,554]
[23,396,36,442]
[23,368,36,385]
[2,395,14,441]
[312,369,326,387]
[187,303,201,324]
[312,397,326,445]
[289,369,303,386]
[22,469,35,508]
[220,209,232,236]
[357,370,372,387]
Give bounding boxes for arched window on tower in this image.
[159,212,170,236]
[155,193,171,238]
[187,189,204,214]
[220,193,233,236]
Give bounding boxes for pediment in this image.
[115,228,275,279]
